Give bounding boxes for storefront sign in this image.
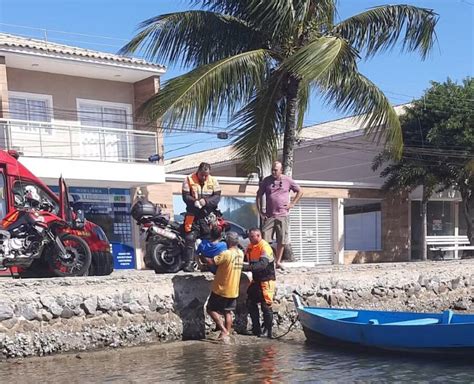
[111,242,136,269]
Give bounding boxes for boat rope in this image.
[273,315,299,340]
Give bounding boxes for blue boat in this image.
[293,295,474,354]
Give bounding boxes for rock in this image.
[61,307,74,319]
[452,298,470,311]
[40,296,63,317]
[97,297,113,312]
[82,297,97,315]
[451,277,461,290]
[40,309,53,322]
[16,304,40,321]
[0,301,14,321]
[123,302,144,314]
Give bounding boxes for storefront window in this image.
[344,200,382,251]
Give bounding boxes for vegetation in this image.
[121,0,438,174]
[373,77,474,259]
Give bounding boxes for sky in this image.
[0,0,473,158]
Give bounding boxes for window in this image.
[77,99,132,161]
[344,200,382,251]
[77,100,130,129]
[9,92,53,135]
[13,181,59,214]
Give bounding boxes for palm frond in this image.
[317,67,403,158]
[334,5,438,59]
[231,71,286,170]
[296,81,310,133]
[119,11,263,67]
[139,49,271,127]
[282,36,355,82]
[196,0,299,39]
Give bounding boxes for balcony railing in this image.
[0,118,159,163]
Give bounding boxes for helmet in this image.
[24,185,41,208]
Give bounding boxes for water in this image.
[1,336,473,383]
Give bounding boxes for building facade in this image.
[0,33,166,268]
[165,108,468,264]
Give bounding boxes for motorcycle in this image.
[0,183,92,277]
[131,197,227,273]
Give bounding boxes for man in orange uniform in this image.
[243,228,276,338]
[182,162,221,272]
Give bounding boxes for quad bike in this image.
[0,183,91,277]
[131,197,227,273]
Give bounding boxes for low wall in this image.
[0,260,473,359]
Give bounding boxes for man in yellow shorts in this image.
[243,228,276,338]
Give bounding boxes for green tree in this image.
[373,77,474,260]
[121,1,438,175]
[420,78,474,243]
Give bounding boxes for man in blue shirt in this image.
[197,226,227,274]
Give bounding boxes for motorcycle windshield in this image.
[58,176,73,226]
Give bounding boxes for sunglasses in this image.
[272,180,283,189]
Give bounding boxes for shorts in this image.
[247,280,276,306]
[262,216,289,245]
[207,292,237,313]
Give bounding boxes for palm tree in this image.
[121,0,438,175]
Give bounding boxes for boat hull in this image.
[294,296,474,354]
[301,325,474,356]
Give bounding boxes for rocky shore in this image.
[0,260,473,359]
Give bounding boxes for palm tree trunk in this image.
[421,186,429,261]
[282,76,300,176]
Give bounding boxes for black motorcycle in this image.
[131,199,182,273]
[131,198,225,273]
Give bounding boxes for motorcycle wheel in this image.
[148,241,182,273]
[47,233,92,277]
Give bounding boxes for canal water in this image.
[1,335,473,383]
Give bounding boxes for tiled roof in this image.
[166,145,238,173]
[0,33,165,70]
[165,104,409,173]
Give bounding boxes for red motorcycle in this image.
[0,179,92,277]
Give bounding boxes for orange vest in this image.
[183,173,220,200]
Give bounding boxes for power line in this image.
[0,22,130,42]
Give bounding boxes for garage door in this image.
[289,198,333,264]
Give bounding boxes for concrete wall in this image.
[0,261,472,358]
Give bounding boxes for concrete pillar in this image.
[133,76,163,163]
[381,191,410,261]
[0,56,9,150]
[333,198,345,264]
[0,56,8,118]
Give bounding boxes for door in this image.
[289,198,333,264]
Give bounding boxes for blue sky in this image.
[0,0,473,158]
